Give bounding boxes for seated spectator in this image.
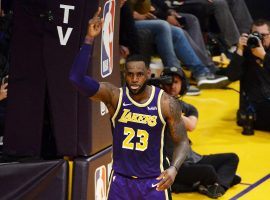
[210,0,253,51]
[165,0,214,33]
[120,0,140,59]
[120,0,156,64]
[161,67,241,198]
[151,0,220,72]
[128,0,229,89]
[170,0,253,51]
[222,19,270,132]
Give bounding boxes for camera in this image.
[237,108,256,135]
[237,89,257,135]
[247,32,263,48]
[148,75,173,87]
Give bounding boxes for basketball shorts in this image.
[107,171,171,200]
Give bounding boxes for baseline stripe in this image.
[230,174,270,200]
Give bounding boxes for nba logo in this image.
[101,0,115,78]
[95,165,107,200]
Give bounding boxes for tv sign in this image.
[101,0,115,78]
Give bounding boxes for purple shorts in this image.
[107,172,171,200]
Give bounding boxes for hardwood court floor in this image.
[172,81,270,200]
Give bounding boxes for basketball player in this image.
[70,7,189,200]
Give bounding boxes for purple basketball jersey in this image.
[111,86,166,178]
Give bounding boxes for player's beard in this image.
[126,81,148,95]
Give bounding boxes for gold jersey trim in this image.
[126,85,155,107]
[111,88,123,128]
[106,170,114,200]
[157,90,166,173]
[158,90,166,124]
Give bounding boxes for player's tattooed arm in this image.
[157,93,189,191]
[167,95,189,169]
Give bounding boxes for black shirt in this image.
[226,49,270,103]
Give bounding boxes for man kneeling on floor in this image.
[161,67,241,199]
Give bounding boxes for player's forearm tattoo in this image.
[169,97,185,142]
[167,96,189,170]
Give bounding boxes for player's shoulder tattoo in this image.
[161,92,182,117]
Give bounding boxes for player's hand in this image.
[236,33,248,56]
[156,166,177,191]
[85,7,103,42]
[120,45,130,58]
[238,33,249,49]
[167,15,181,27]
[145,12,157,19]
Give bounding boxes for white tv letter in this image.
[60,4,75,24]
[57,26,73,45]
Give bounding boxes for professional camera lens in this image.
[241,113,255,135]
[247,32,263,48]
[237,109,255,135]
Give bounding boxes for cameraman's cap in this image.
[162,66,185,79]
[161,67,187,95]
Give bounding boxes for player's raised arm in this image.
[69,7,119,114]
[156,92,189,191]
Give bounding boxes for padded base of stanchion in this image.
[0,159,68,200]
[72,146,112,200]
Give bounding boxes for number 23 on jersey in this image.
[122,127,149,151]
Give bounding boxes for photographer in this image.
[224,19,270,132]
[160,67,241,199]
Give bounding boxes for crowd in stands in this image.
[119,0,270,131]
[120,0,255,91]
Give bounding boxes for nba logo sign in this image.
[95,165,107,200]
[101,0,115,78]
